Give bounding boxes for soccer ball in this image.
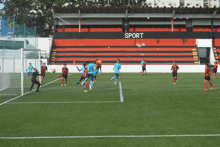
[51,69,56,73]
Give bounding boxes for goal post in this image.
[0,48,41,98]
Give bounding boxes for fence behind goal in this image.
[0,49,41,100]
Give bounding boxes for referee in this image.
[30,68,41,92]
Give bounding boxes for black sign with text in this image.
[54,32,215,39]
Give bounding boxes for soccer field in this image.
[0,73,220,146]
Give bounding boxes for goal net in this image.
[0,48,41,99]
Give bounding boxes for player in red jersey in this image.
[211,62,218,79]
[39,63,48,84]
[98,58,102,73]
[82,66,89,93]
[203,64,213,91]
[95,59,99,66]
[171,61,179,85]
[61,64,68,86]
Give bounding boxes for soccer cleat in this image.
[65,84,66,86]
[211,86,213,90]
[204,89,207,91]
[84,90,88,93]
[174,83,176,85]
[36,90,40,92]
[61,84,63,87]
[115,83,116,85]
[111,78,113,80]
[89,85,92,90]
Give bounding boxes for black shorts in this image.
[214,69,217,73]
[142,67,146,71]
[97,66,101,69]
[31,80,41,85]
[205,76,211,81]
[41,75,45,78]
[79,75,86,81]
[94,76,97,80]
[114,73,119,78]
[62,74,68,79]
[172,72,177,77]
[87,74,94,81]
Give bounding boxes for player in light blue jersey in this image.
[27,63,33,79]
[76,63,86,85]
[141,58,147,76]
[111,59,121,85]
[82,61,96,90]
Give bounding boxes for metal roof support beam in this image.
[125,9,128,18]
[54,13,220,19]
[212,10,217,18]
[57,17,71,24]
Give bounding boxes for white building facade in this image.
[144,0,220,7]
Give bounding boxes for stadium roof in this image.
[53,6,220,19]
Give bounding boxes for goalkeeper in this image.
[30,68,41,92]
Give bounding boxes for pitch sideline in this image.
[0,134,220,139]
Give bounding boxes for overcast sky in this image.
[0,3,4,9]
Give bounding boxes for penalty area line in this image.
[119,82,124,102]
[8,101,122,104]
[0,74,73,106]
[0,134,220,139]
[7,80,124,105]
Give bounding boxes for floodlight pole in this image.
[21,48,24,95]
[78,9,81,33]
[1,49,4,73]
[171,17,174,32]
[39,49,41,84]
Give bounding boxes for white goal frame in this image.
[0,48,41,96]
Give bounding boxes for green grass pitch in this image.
[0,73,220,146]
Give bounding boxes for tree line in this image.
[0,0,146,37]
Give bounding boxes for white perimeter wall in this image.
[0,59,40,73]
[47,65,208,73]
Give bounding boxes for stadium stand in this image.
[50,7,220,65]
[50,34,198,64]
[213,39,220,64]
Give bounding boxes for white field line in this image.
[1,94,18,96]
[121,76,205,77]
[0,74,73,106]
[8,101,122,104]
[119,82,124,102]
[0,87,8,92]
[0,134,220,139]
